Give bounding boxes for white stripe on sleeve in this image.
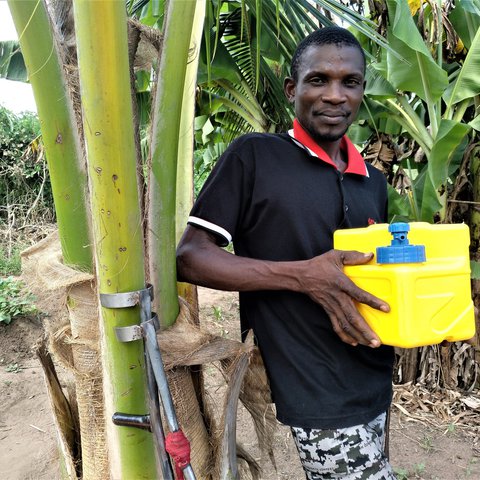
[188,216,233,244]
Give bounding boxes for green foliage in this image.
[0,243,25,276]
[394,463,426,479]
[0,40,27,81]
[393,467,409,480]
[357,0,480,223]
[5,362,23,373]
[212,305,224,322]
[0,276,36,325]
[470,260,480,279]
[193,114,228,196]
[0,106,54,224]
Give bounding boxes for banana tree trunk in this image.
[72,1,156,478]
[147,0,197,327]
[8,0,92,270]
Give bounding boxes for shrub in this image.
[0,276,36,324]
[0,105,54,226]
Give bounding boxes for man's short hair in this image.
[290,26,366,82]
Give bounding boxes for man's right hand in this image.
[300,249,390,348]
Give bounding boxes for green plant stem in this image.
[406,159,421,221]
[452,99,471,123]
[8,0,92,270]
[435,0,443,130]
[73,0,155,477]
[176,0,205,308]
[176,0,206,245]
[148,0,197,327]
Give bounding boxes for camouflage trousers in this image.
[291,412,396,479]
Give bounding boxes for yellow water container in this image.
[333,222,475,348]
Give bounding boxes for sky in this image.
[0,2,37,113]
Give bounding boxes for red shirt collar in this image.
[289,118,368,176]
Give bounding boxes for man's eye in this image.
[345,79,361,87]
[309,77,325,85]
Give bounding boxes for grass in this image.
[211,305,230,337]
[394,467,410,479]
[465,457,478,477]
[212,305,224,322]
[420,434,434,453]
[5,362,23,373]
[394,463,426,479]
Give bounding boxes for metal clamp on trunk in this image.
[112,314,160,342]
[99,284,157,342]
[99,284,154,308]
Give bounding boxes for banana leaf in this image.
[387,184,413,221]
[386,0,448,103]
[413,167,444,221]
[443,27,480,111]
[459,0,480,15]
[469,115,480,131]
[197,33,242,85]
[365,64,396,99]
[428,119,471,188]
[470,260,480,279]
[411,120,470,222]
[449,0,480,49]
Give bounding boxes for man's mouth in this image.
[315,110,348,118]
[314,111,349,124]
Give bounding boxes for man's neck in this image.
[293,119,347,172]
[330,147,347,173]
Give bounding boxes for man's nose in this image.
[321,82,346,103]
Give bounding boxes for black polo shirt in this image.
[188,125,394,429]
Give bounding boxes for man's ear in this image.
[284,76,296,103]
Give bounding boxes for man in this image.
[177,26,396,479]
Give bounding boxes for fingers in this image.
[333,301,381,348]
[340,250,374,266]
[307,250,386,348]
[335,250,390,313]
[325,310,359,347]
[333,273,390,313]
[319,285,381,348]
[342,275,390,313]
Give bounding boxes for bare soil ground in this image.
[1,287,479,480]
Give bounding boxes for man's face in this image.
[284,44,365,145]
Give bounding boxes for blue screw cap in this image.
[376,222,426,264]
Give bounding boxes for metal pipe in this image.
[140,289,175,480]
[143,321,196,480]
[112,413,151,430]
[146,351,174,479]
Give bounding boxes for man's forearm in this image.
[176,227,305,293]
